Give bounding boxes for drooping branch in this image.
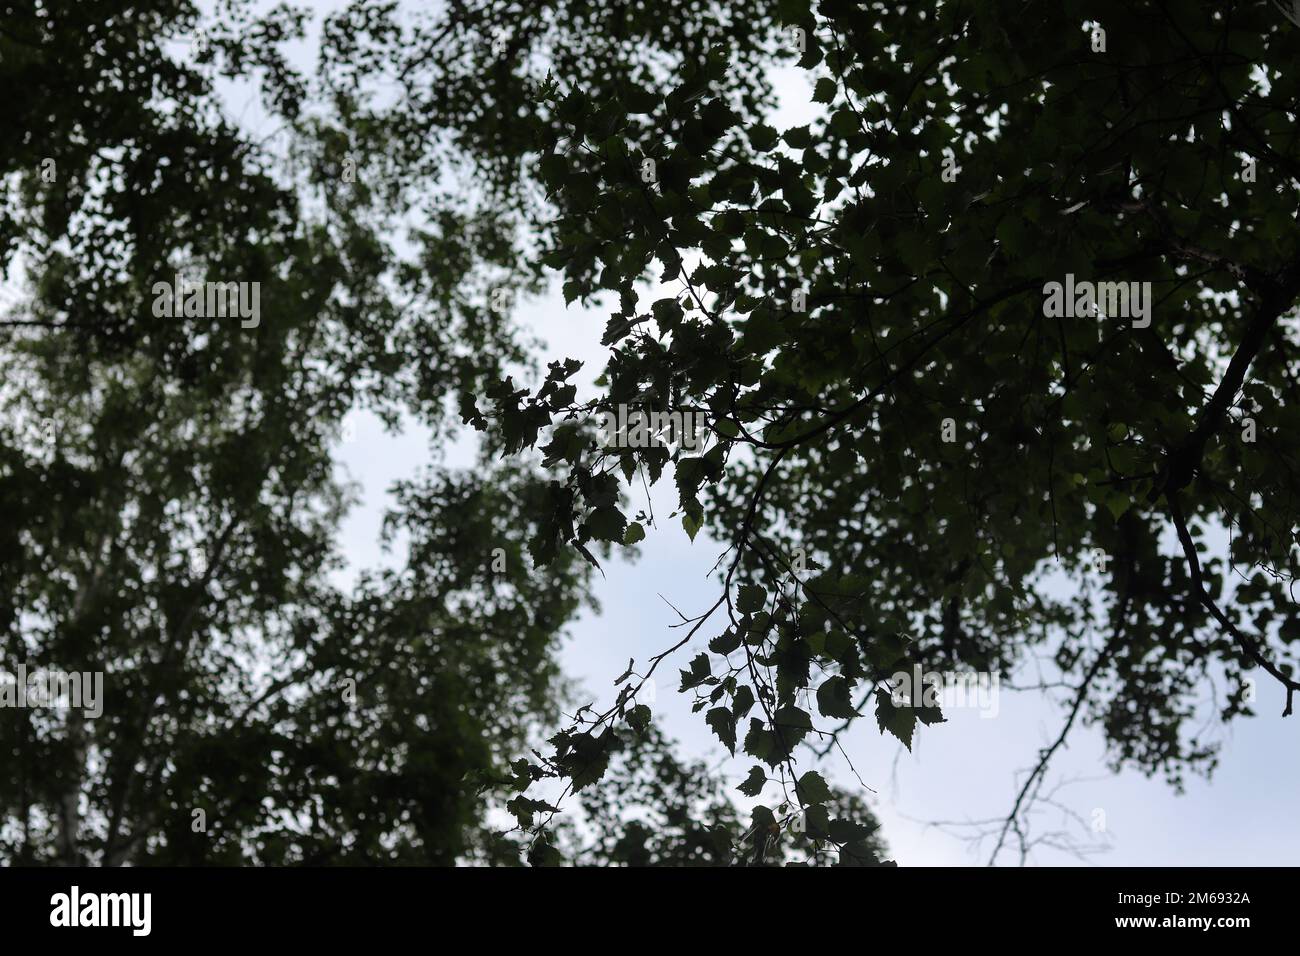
[1167,492,1300,716]
[988,533,1136,866]
[1150,273,1300,503]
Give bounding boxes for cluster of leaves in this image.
[518,722,890,866]
[389,0,1300,859]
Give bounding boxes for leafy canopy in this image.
[383,0,1300,861]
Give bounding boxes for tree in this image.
[10,0,1298,867]
[547,722,889,866]
[0,0,591,864]
[389,0,1300,862]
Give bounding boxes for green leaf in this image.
[714,418,740,438]
[706,706,738,754]
[796,770,833,805]
[732,683,756,718]
[627,703,651,731]
[1103,491,1132,522]
[527,839,563,867]
[737,765,767,796]
[783,124,813,149]
[563,730,617,792]
[743,718,778,765]
[678,652,712,691]
[708,628,741,654]
[569,751,610,792]
[803,803,830,840]
[829,818,875,844]
[737,583,767,614]
[651,297,684,334]
[772,703,813,750]
[583,505,626,543]
[748,123,780,152]
[874,688,917,750]
[816,675,858,719]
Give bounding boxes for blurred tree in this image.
[0,0,589,864]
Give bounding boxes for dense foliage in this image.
[378,0,1300,862]
[5,0,1297,866]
